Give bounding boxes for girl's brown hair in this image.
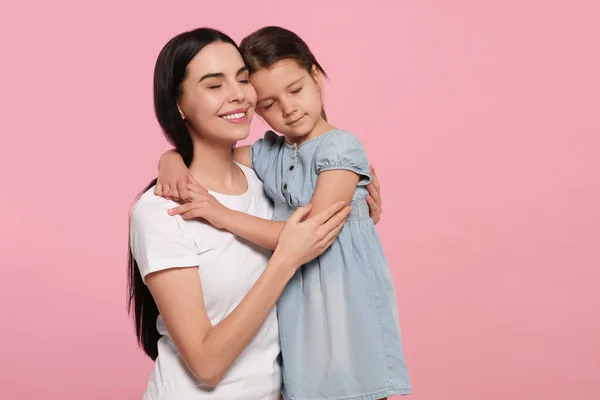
[240,26,328,120]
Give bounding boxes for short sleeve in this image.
[129,195,198,284]
[250,130,285,181]
[315,130,372,186]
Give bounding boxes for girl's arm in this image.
[157,149,383,221]
[159,146,285,250]
[305,170,359,220]
[215,170,359,248]
[142,202,350,386]
[220,211,285,250]
[167,177,288,250]
[156,150,192,201]
[156,147,251,201]
[167,172,356,251]
[306,130,376,221]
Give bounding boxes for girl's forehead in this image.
[251,60,306,88]
[264,59,302,72]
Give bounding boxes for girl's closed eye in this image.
[208,84,222,89]
[291,87,302,94]
[239,79,250,84]
[263,101,274,110]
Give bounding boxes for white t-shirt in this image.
[130,163,281,400]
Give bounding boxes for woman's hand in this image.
[272,202,351,269]
[167,176,231,229]
[366,165,383,224]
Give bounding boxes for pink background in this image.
[1,1,599,399]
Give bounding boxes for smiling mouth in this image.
[287,115,305,125]
[220,111,247,120]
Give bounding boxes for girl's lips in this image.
[287,115,305,125]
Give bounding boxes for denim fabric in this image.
[251,129,412,400]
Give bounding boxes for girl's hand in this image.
[167,176,230,229]
[273,202,352,269]
[155,150,193,202]
[366,165,383,224]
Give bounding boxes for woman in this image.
[128,28,383,399]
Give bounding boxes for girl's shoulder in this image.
[312,129,368,162]
[254,130,286,150]
[314,128,362,148]
[311,129,372,184]
[249,131,286,183]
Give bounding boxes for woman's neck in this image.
[188,136,247,195]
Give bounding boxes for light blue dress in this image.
[250,129,412,400]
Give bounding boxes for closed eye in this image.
[208,84,222,89]
[291,87,302,94]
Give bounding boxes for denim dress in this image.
[250,129,412,400]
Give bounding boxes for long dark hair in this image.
[239,26,329,120]
[127,28,239,360]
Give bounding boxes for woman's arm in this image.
[146,255,289,386]
[366,165,382,224]
[144,202,349,386]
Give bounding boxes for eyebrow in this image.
[199,66,249,82]
[259,77,304,103]
[286,76,304,89]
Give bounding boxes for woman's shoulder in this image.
[237,162,269,196]
[237,162,259,177]
[133,186,176,209]
[130,187,181,226]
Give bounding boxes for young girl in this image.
[159,26,411,400]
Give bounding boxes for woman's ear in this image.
[177,104,186,120]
